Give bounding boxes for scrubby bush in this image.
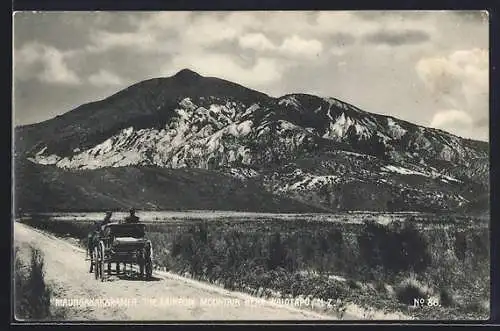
[358,219,431,276]
[454,231,467,261]
[347,278,361,290]
[464,297,488,314]
[439,287,455,308]
[15,246,52,320]
[20,216,92,241]
[395,277,430,306]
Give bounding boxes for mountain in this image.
[14,69,490,214]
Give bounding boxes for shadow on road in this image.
[115,272,162,282]
[93,268,162,282]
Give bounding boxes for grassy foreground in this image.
[18,215,490,320]
[14,244,67,321]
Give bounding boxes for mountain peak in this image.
[172,68,203,81]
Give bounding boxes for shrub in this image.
[358,219,385,269]
[464,297,488,314]
[387,221,431,273]
[374,280,386,294]
[267,232,288,270]
[453,231,467,261]
[15,246,52,320]
[347,278,361,290]
[395,277,430,306]
[439,287,455,307]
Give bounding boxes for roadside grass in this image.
[14,245,67,321]
[17,214,489,320]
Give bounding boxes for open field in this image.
[18,210,488,226]
[16,211,490,320]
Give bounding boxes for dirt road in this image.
[15,222,339,321]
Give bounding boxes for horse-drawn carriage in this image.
[88,222,153,281]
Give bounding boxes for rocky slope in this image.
[14,69,489,213]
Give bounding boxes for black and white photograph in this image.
[12,11,489,321]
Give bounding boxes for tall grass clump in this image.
[395,276,431,306]
[14,246,52,320]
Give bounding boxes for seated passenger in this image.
[124,208,140,223]
[101,211,113,230]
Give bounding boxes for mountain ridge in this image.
[14,69,489,214]
[16,71,488,146]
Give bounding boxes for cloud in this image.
[474,116,489,128]
[66,46,173,85]
[326,32,356,47]
[324,33,355,57]
[85,12,187,54]
[315,11,436,37]
[13,78,110,125]
[77,12,431,67]
[330,47,347,56]
[280,35,323,58]
[106,11,427,51]
[135,12,193,30]
[87,29,172,54]
[354,11,431,20]
[364,30,430,46]
[238,33,323,59]
[451,10,489,22]
[15,42,80,85]
[416,48,488,109]
[85,12,251,54]
[430,109,488,141]
[183,14,242,46]
[163,53,286,88]
[416,48,488,140]
[430,109,473,129]
[88,69,124,87]
[239,33,275,51]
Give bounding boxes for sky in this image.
[13,11,489,141]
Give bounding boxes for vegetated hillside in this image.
[13,159,324,214]
[14,69,489,213]
[258,151,484,213]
